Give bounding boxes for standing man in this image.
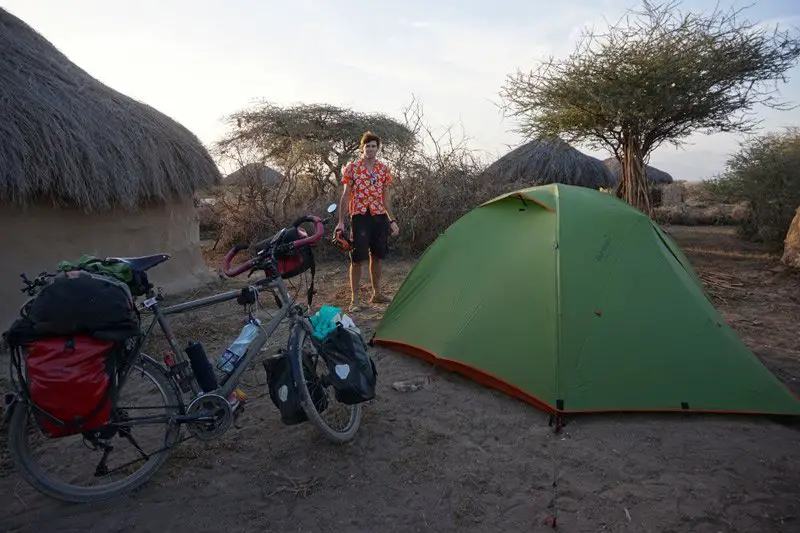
[336,131,400,312]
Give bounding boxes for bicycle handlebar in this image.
[222,215,326,278]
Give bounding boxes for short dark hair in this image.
[360,131,381,148]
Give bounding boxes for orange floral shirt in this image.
[342,158,393,216]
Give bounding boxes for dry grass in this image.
[661,182,686,206]
[681,246,778,261]
[652,202,750,226]
[699,271,747,304]
[0,9,220,212]
[262,471,321,499]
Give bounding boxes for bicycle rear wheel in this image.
[7,355,182,503]
[288,323,361,443]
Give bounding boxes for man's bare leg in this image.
[369,256,381,298]
[370,256,389,303]
[349,261,363,310]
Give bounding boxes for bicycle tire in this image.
[7,355,182,503]
[288,323,361,443]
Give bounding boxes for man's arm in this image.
[384,183,399,236]
[338,163,354,229]
[338,184,350,227]
[384,185,394,221]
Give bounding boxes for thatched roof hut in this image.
[224,163,285,188]
[480,138,615,190]
[0,8,221,324]
[602,158,674,185]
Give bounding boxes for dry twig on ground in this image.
[264,471,320,499]
[700,271,747,303]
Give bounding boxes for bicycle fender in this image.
[287,326,304,388]
[139,354,187,415]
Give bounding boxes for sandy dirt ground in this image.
[1,225,799,532]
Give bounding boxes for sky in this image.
[4,0,800,181]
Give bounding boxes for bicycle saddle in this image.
[107,253,171,272]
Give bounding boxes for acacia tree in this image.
[214,102,416,199]
[500,0,800,215]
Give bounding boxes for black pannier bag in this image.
[24,270,140,340]
[319,325,377,405]
[264,351,327,425]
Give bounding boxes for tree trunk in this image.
[615,137,652,216]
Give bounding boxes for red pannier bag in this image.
[25,335,116,438]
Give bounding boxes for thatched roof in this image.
[480,138,615,189]
[224,163,285,187]
[0,9,221,212]
[603,158,674,185]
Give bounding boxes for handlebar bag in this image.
[274,226,314,279]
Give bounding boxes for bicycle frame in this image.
[5,207,333,433]
[130,273,306,404]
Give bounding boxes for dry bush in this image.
[207,148,338,253]
[701,128,800,247]
[653,203,750,226]
[204,97,537,259]
[196,198,221,236]
[384,99,491,254]
[210,97,492,258]
[661,182,686,206]
[731,202,751,221]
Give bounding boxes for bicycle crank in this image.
[185,393,233,440]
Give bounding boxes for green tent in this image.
[374,184,800,416]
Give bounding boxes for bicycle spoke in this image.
[119,428,149,461]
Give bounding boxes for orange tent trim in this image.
[372,338,800,416]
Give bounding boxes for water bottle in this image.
[217,319,261,373]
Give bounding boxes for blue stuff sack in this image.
[310,305,342,340]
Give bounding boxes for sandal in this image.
[371,294,390,304]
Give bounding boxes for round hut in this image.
[0,9,221,325]
[224,163,285,188]
[602,158,674,186]
[480,138,615,190]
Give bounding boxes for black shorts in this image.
[350,212,389,263]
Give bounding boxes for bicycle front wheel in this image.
[7,355,182,503]
[288,323,361,443]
